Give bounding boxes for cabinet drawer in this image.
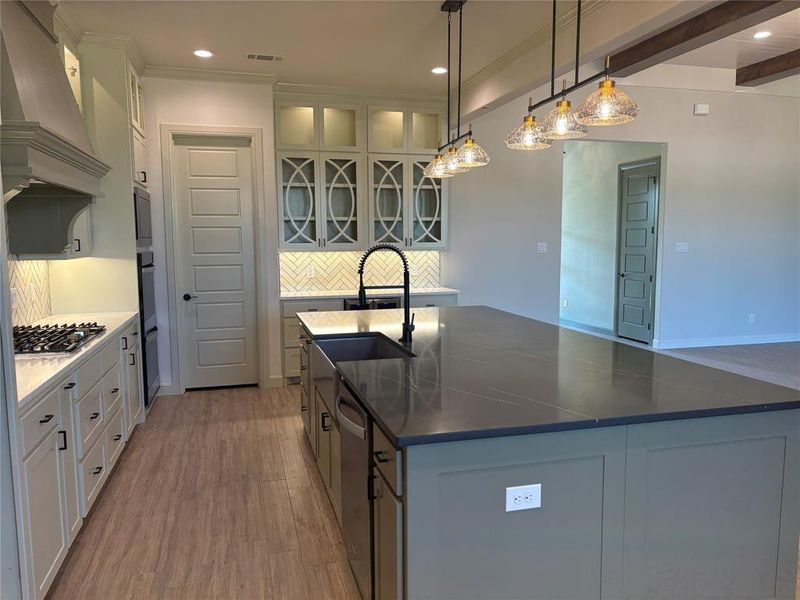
[282,299,341,317]
[20,386,60,457]
[79,434,106,515]
[101,365,122,416]
[120,323,139,351]
[105,406,125,469]
[283,317,301,347]
[373,423,402,496]
[100,340,119,373]
[76,382,103,458]
[76,352,104,398]
[284,347,301,377]
[409,294,458,308]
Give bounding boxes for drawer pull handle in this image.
[111,388,119,394]
[374,451,390,464]
[300,366,307,372]
[321,412,331,432]
[122,336,128,350]
[300,405,308,412]
[113,434,122,441]
[90,412,100,420]
[63,382,76,390]
[129,354,136,366]
[39,414,54,424]
[58,430,67,451]
[92,466,103,475]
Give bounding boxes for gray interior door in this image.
[616,160,659,343]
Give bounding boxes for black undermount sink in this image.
[316,335,414,363]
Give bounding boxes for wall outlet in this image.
[676,242,689,253]
[505,483,542,512]
[693,103,710,116]
[304,265,315,278]
[536,242,548,254]
[10,288,18,309]
[748,313,756,324]
[563,299,569,309]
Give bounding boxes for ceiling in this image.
[63,0,569,96]
[668,8,800,70]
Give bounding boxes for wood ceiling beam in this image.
[608,0,800,77]
[736,48,800,85]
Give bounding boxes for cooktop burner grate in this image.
[13,322,106,355]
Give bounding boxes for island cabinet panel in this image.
[621,410,800,600]
[405,427,628,600]
[373,470,403,600]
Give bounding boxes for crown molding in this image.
[144,66,277,85]
[461,0,610,93]
[79,32,145,72]
[52,3,82,49]
[275,82,445,104]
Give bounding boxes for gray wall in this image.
[442,72,800,348]
[560,140,664,332]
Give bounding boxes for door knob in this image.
[183,293,198,301]
[619,273,626,278]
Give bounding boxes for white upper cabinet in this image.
[321,153,366,249]
[127,63,145,135]
[278,152,320,248]
[368,154,447,250]
[368,106,445,154]
[276,101,364,152]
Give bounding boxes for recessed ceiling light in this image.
[193,49,214,58]
[753,31,771,39]
[431,66,447,75]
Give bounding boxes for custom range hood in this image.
[1,0,110,255]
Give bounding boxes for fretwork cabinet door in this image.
[408,155,447,249]
[278,152,322,249]
[368,155,407,247]
[320,153,366,250]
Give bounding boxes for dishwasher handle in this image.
[336,392,367,439]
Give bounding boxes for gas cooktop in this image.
[13,323,106,355]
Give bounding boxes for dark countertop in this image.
[298,306,800,447]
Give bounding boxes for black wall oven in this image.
[137,250,159,408]
[134,187,152,249]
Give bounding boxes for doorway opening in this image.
[559,140,665,344]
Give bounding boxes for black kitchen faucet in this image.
[357,243,415,344]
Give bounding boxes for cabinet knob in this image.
[111,387,119,394]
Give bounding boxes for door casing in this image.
[160,125,271,394]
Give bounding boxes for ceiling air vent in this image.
[245,52,284,63]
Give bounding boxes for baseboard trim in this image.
[156,384,181,396]
[265,375,285,389]
[559,318,615,338]
[653,333,800,350]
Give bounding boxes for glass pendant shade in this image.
[423,154,454,178]
[576,79,638,126]
[505,114,551,150]
[444,146,469,174]
[456,136,490,167]
[542,99,588,140]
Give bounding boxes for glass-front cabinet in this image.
[278,152,365,249]
[368,155,447,249]
[276,98,447,250]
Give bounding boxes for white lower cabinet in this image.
[21,426,68,600]
[14,318,143,600]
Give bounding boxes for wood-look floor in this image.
[47,381,800,600]
[47,385,360,600]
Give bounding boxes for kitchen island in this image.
[298,306,800,600]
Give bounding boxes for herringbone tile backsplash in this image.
[8,259,51,326]
[280,251,440,292]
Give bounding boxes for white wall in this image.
[560,140,664,331]
[141,77,281,389]
[442,67,800,348]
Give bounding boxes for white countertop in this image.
[14,312,138,408]
[280,287,460,300]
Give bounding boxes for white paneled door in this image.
[174,138,258,389]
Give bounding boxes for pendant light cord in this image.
[447,11,451,143]
[457,4,463,139]
[574,0,581,86]
[550,0,556,97]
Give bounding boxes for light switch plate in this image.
[505,483,542,512]
[536,242,548,254]
[676,242,689,253]
[10,288,18,309]
[693,103,710,116]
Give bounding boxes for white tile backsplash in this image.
[8,259,51,326]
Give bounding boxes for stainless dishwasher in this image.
[337,378,373,600]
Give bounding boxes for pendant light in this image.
[457,127,490,167]
[444,138,469,174]
[541,81,588,139]
[576,57,639,126]
[423,152,454,178]
[505,98,551,150]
